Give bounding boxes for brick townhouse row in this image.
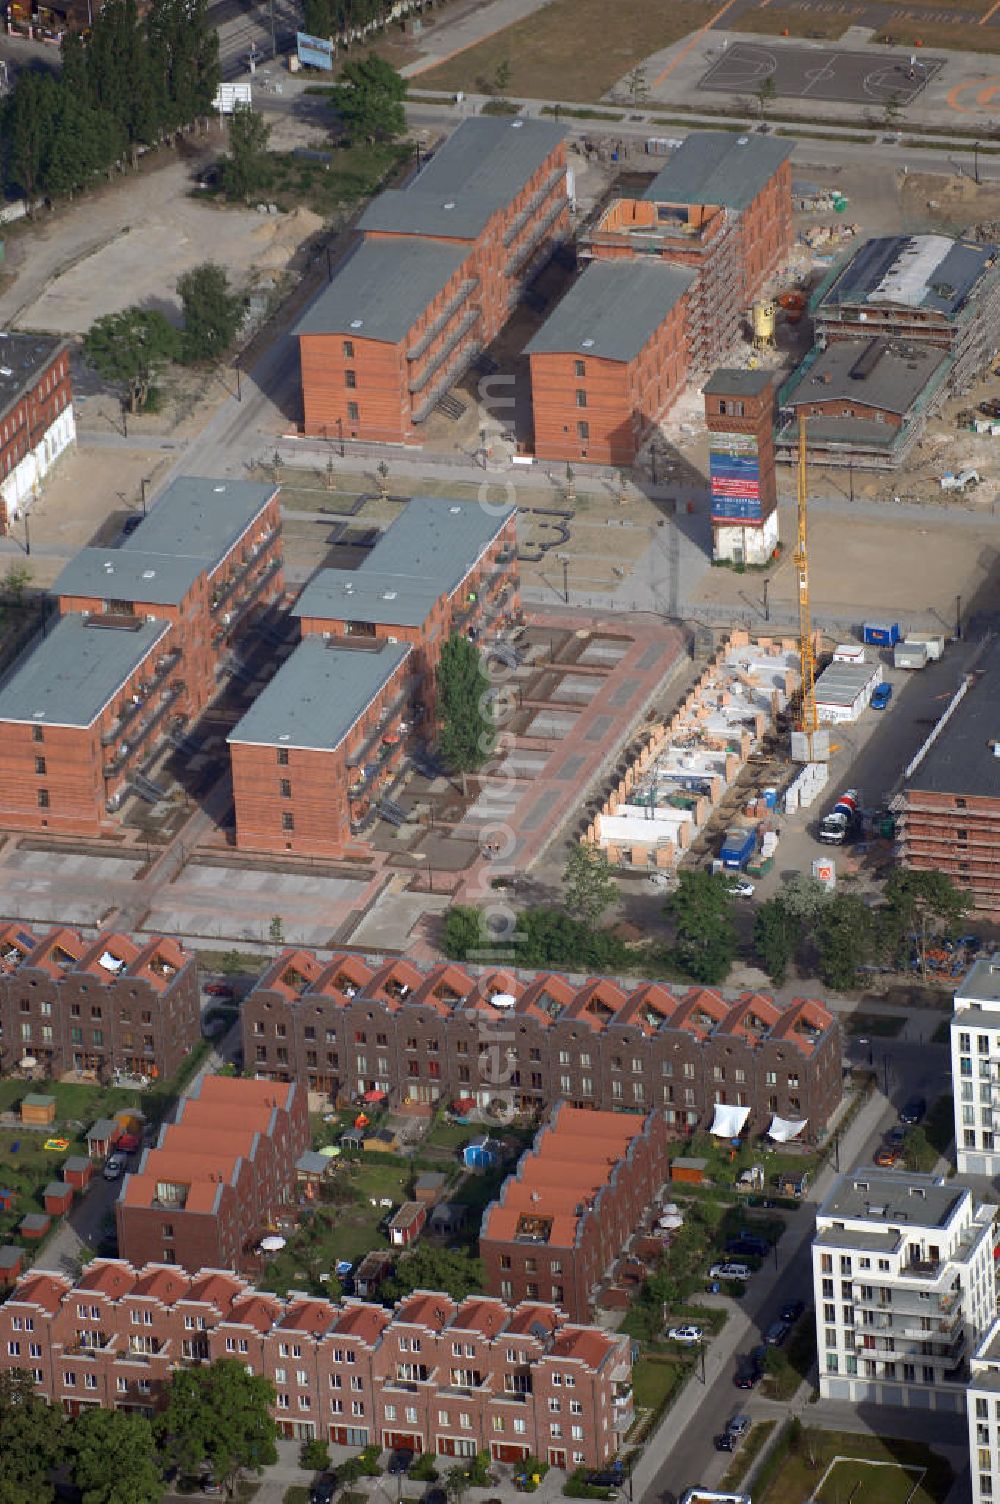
[242,950,843,1141]
[481,1106,671,1321]
[0,476,282,837]
[0,333,75,531]
[115,1076,311,1274]
[0,922,196,1084]
[298,116,569,444]
[0,1261,633,1467]
[529,131,794,464]
[228,497,519,859]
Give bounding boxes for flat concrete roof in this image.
[0,615,170,729]
[703,369,773,398]
[783,338,949,417]
[818,1168,962,1229]
[121,477,277,571]
[294,569,441,629]
[644,130,792,211]
[227,637,410,753]
[955,956,1000,1008]
[0,332,65,420]
[295,239,470,344]
[54,548,205,607]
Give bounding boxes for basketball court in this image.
[699,41,944,103]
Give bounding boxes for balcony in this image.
[409,307,482,394]
[101,649,182,745]
[407,278,480,362]
[103,684,184,777]
[503,168,566,246]
[346,683,414,768]
[348,741,406,802]
[210,529,280,615]
[412,340,483,424]
[504,197,566,278]
[212,558,282,642]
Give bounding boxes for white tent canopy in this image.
[710,1103,751,1138]
[768,1115,808,1143]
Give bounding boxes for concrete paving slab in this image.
[606,676,641,709]
[347,890,451,950]
[526,711,577,738]
[498,754,549,777]
[578,640,628,665]
[552,675,603,702]
[9,850,143,880]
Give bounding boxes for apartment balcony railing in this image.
[412,340,483,424]
[212,558,282,643]
[103,684,184,777]
[406,279,480,362]
[210,529,280,615]
[409,308,482,394]
[502,168,566,246]
[346,684,414,769]
[504,198,565,278]
[101,649,182,745]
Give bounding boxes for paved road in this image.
[633,1035,954,1502]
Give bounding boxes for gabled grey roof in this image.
[53,548,205,607]
[120,477,277,571]
[0,615,170,728]
[644,131,793,210]
[295,239,470,344]
[294,496,515,627]
[359,187,501,241]
[412,116,564,207]
[227,638,410,752]
[526,260,695,362]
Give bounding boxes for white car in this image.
[709,1262,751,1281]
[648,873,675,889]
[667,1325,704,1344]
[727,877,755,899]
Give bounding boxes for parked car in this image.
[709,1262,751,1281]
[870,682,893,711]
[667,1325,704,1344]
[780,1300,805,1324]
[726,1235,768,1258]
[727,877,756,899]
[103,1153,126,1182]
[311,1479,337,1504]
[425,1491,447,1504]
[885,1126,908,1148]
[733,1345,767,1389]
[980,398,1000,419]
[726,1416,751,1439]
[900,1097,926,1125]
[715,1432,738,1451]
[203,982,235,999]
[199,1479,223,1498]
[388,1450,415,1476]
[765,1320,791,1346]
[585,1467,624,1490]
[874,1145,902,1168]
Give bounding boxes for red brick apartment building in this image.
[480,1106,670,1320]
[0,333,75,532]
[297,117,568,444]
[115,1076,310,1273]
[241,951,842,1137]
[527,259,695,464]
[0,923,195,1082]
[229,497,520,859]
[899,639,1000,912]
[0,1264,632,1466]
[0,477,282,837]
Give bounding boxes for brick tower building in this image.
[703,369,778,566]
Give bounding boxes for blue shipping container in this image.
[863,621,901,647]
[721,828,756,868]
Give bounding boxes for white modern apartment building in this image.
[952,956,1000,1176]
[969,1322,1000,1504]
[813,1167,996,1411]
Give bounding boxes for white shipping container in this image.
[832,644,866,664]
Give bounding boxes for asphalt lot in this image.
[699,41,944,104]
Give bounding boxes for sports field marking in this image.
[813,1454,927,1504]
[982,0,1000,22]
[652,0,741,87]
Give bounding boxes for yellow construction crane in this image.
[795,413,818,747]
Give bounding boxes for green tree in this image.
[903,1125,934,1173]
[5,70,58,199]
[83,307,182,411]
[563,843,618,927]
[268,914,285,947]
[382,1245,484,1304]
[3,564,32,606]
[441,904,486,961]
[753,897,801,985]
[436,634,493,774]
[304,0,333,34]
[493,57,512,94]
[0,1370,67,1504]
[178,262,242,363]
[882,868,971,976]
[157,1359,277,1494]
[71,1408,163,1504]
[667,870,737,985]
[445,1464,473,1504]
[884,91,901,128]
[757,76,776,117]
[301,1438,331,1471]
[219,104,272,200]
[777,873,828,921]
[815,893,873,991]
[330,53,407,143]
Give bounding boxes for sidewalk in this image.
[630,1080,894,1502]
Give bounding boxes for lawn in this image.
[730,8,849,39]
[0,1123,90,1245]
[199,142,410,216]
[670,1130,819,1197]
[817,1460,925,1504]
[631,1354,688,1416]
[423,1119,478,1154]
[925,1093,954,1159]
[875,19,1000,50]
[761,1311,816,1400]
[757,1430,954,1504]
[416,0,717,102]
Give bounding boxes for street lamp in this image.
[337,416,345,458]
[763,578,770,622]
[975,139,981,186]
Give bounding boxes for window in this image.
[343,340,354,358]
[37,789,49,809]
[345,371,357,389]
[347,402,360,422]
[34,756,46,775]
[575,390,587,408]
[280,779,291,798]
[574,360,586,378]
[277,748,289,765]
[282,812,294,832]
[576,421,589,440]
[32,726,43,743]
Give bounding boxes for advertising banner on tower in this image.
[710,431,762,523]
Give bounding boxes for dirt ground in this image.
[0,112,330,334]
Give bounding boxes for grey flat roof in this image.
[779,416,903,450]
[783,338,949,417]
[814,1226,898,1253]
[410,115,564,209]
[526,259,695,362]
[53,548,205,607]
[819,1168,961,1229]
[817,235,1000,320]
[0,615,169,729]
[644,131,793,211]
[955,956,1000,1007]
[703,369,773,398]
[295,239,470,344]
[359,187,502,241]
[0,332,65,420]
[122,477,277,571]
[228,637,410,753]
[906,637,1000,797]
[814,660,877,707]
[295,568,441,628]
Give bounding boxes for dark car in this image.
[204,982,235,999]
[900,1097,926,1126]
[586,1465,624,1489]
[311,1477,337,1504]
[734,1345,767,1388]
[388,1450,415,1476]
[715,1432,737,1451]
[780,1300,805,1324]
[726,1235,768,1259]
[425,1491,447,1504]
[766,1320,791,1347]
[120,514,143,537]
[886,1126,907,1148]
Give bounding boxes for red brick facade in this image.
[0,1263,632,1464]
[115,1077,310,1273]
[0,924,197,1083]
[480,1106,671,1320]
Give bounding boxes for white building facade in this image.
[952,957,1000,1177]
[813,1167,996,1412]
